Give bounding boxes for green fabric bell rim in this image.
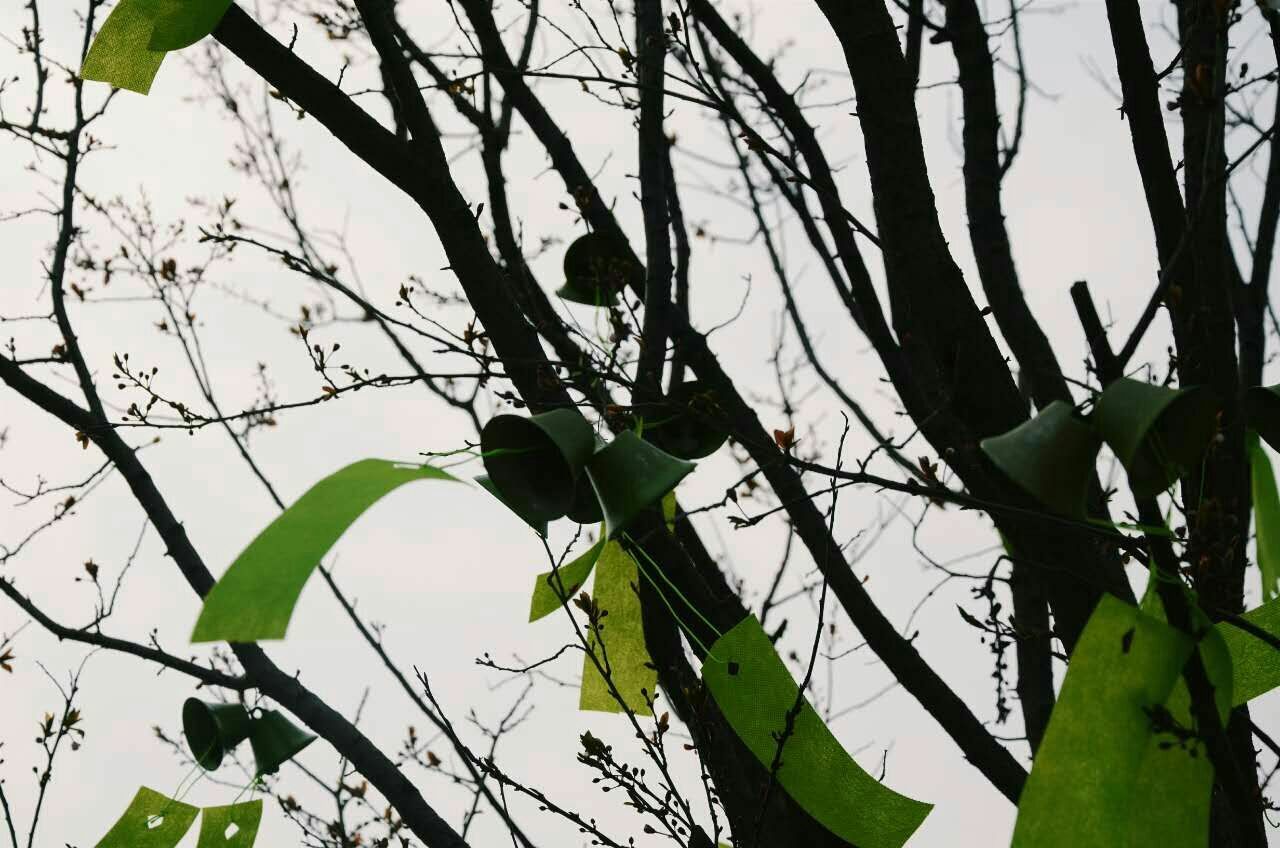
[1245,385,1280,452]
[644,380,731,460]
[1091,378,1218,498]
[979,400,1100,518]
[556,232,635,306]
[480,409,597,524]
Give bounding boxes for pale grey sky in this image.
[2,1,1278,846]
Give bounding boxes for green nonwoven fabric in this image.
[1125,588,1232,848]
[1011,595,1193,848]
[579,540,657,716]
[196,800,262,848]
[192,459,460,642]
[80,0,169,95]
[95,786,198,848]
[529,536,605,622]
[149,0,233,51]
[1250,433,1280,601]
[702,615,932,848]
[1221,595,1280,706]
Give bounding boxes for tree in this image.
[2,0,1279,845]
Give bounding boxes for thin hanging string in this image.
[623,531,723,642]
[629,550,718,661]
[228,772,260,806]
[143,759,204,827]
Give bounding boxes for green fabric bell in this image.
[585,431,694,538]
[979,400,1100,518]
[480,409,597,524]
[1091,378,1218,497]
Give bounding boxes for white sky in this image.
[1,1,1278,846]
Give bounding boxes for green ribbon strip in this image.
[195,800,262,848]
[1121,581,1234,848]
[95,787,199,848]
[80,0,233,94]
[529,536,605,622]
[192,459,460,642]
[1221,594,1280,706]
[1012,595,1193,848]
[576,493,675,714]
[80,0,169,95]
[1249,432,1280,601]
[579,540,658,716]
[702,615,932,848]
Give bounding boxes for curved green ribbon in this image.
[1012,595,1193,847]
[1221,594,1280,706]
[80,0,168,95]
[529,536,605,622]
[1249,432,1280,601]
[579,539,657,716]
[196,800,262,848]
[192,459,460,642]
[80,0,233,94]
[702,615,932,848]
[95,787,198,848]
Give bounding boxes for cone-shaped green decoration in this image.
[1244,385,1280,452]
[481,409,597,524]
[1092,378,1218,497]
[248,710,316,776]
[555,233,637,306]
[645,381,730,460]
[586,431,695,538]
[566,476,605,524]
[475,474,548,536]
[980,400,1100,518]
[182,698,253,771]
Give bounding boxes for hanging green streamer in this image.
[1249,433,1280,601]
[1011,595,1193,848]
[195,800,262,848]
[1221,594,1280,706]
[149,0,233,51]
[575,492,677,712]
[702,615,932,848]
[1122,580,1233,848]
[579,540,658,716]
[192,459,460,642]
[529,536,605,622]
[80,0,169,95]
[95,786,199,848]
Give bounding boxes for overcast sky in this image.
[2,1,1278,846]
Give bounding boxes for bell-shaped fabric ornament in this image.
[556,233,635,306]
[1091,378,1218,498]
[980,401,1101,518]
[645,381,730,460]
[566,475,605,524]
[182,698,253,771]
[1245,385,1280,452]
[586,431,695,538]
[475,474,548,536]
[481,409,597,524]
[248,709,316,776]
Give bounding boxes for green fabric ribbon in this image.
[702,615,932,848]
[1249,432,1280,601]
[192,459,460,642]
[80,0,233,94]
[195,800,262,848]
[95,787,199,848]
[1012,595,1194,847]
